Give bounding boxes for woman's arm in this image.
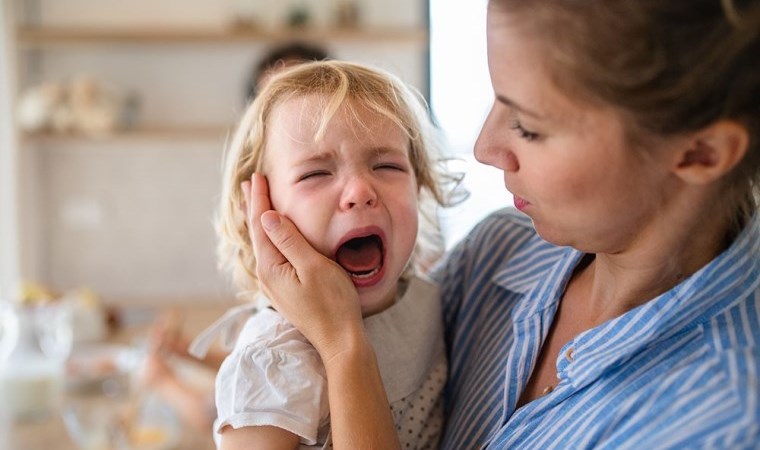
[219,425,299,450]
[242,173,400,450]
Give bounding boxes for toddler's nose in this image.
[340,176,378,210]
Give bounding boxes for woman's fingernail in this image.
[261,212,281,231]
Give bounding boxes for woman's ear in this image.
[671,120,749,185]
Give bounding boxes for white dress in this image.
[190,276,447,449]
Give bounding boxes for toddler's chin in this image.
[358,291,396,318]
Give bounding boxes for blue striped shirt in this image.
[432,208,760,449]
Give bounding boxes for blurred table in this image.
[4,303,228,450]
[7,412,216,450]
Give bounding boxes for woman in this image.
[244,0,760,448]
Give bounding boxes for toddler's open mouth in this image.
[334,233,386,286]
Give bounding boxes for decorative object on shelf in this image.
[67,76,120,135]
[230,0,262,30]
[16,81,65,133]
[286,3,312,28]
[119,91,142,130]
[16,76,139,137]
[335,1,361,28]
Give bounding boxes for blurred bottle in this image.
[0,301,72,421]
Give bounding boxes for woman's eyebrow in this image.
[496,94,544,119]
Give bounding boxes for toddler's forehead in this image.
[269,94,400,137]
[270,95,332,128]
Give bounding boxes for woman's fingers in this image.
[260,211,325,276]
[246,173,327,281]
[244,174,287,270]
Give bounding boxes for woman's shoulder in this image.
[432,207,563,290]
[455,207,555,263]
[632,319,760,447]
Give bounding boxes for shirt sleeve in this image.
[214,311,329,446]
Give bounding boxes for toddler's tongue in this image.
[336,237,382,273]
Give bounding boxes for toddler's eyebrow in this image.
[371,146,408,158]
[294,151,333,165]
[290,146,407,168]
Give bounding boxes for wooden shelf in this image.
[17,26,428,47]
[21,125,232,143]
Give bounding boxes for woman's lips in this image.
[514,195,530,211]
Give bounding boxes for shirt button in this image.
[565,347,575,362]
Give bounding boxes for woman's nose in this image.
[475,143,520,172]
[340,175,378,210]
[474,105,520,172]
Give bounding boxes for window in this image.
[430,0,512,248]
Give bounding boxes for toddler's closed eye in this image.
[298,170,331,182]
[374,163,407,172]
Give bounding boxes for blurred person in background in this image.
[246,42,330,102]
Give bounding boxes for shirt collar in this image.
[488,213,759,389]
[491,233,581,322]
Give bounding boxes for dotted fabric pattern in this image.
[321,351,447,450]
[391,353,447,449]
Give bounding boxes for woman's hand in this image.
[241,173,365,363]
[241,173,401,449]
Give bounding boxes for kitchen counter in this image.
[3,303,230,450]
[7,411,216,450]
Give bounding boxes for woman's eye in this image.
[297,171,330,182]
[510,120,540,142]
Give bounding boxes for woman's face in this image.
[475,6,678,254]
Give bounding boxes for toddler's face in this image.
[263,95,419,316]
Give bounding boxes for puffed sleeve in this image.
[213,309,329,446]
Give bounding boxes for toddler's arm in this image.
[219,425,299,450]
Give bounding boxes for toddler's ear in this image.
[671,120,749,185]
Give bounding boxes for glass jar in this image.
[0,300,72,421]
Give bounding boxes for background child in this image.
[190,60,458,449]
[245,41,330,102]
